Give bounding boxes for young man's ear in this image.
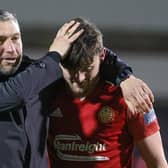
[100,48,106,61]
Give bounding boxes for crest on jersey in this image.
[98,106,115,124]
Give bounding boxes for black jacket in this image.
[0,49,132,168]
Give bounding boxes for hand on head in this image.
[49,20,84,59]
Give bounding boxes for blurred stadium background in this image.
[1,0,168,167]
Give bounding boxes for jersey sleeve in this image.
[100,47,133,85]
[127,108,160,141]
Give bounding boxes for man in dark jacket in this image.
[0,10,153,168]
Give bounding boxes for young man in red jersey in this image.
[47,18,168,168]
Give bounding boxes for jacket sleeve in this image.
[0,52,63,112]
[100,47,133,85]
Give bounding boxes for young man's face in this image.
[61,54,102,98]
[0,20,23,75]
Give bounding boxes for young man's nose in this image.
[75,71,86,83]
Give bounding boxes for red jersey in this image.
[48,81,159,168]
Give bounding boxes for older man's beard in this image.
[0,55,22,76]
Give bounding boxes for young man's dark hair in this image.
[63,17,103,71]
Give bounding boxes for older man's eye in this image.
[0,36,6,45]
[12,36,20,42]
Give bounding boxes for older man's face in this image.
[0,19,23,75]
